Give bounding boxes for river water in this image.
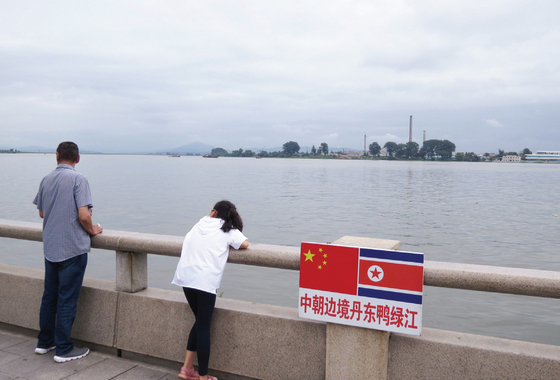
[1,154,559,345]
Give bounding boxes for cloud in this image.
[484,119,505,128]
[0,1,559,153]
[367,134,403,144]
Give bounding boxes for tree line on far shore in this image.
[212,139,458,159]
[210,141,533,161]
[370,140,457,160]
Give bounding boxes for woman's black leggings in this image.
[183,287,217,377]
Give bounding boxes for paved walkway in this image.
[0,329,181,380]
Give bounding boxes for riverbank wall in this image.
[1,219,560,379]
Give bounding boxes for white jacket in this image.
[172,216,247,294]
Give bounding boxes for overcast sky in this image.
[1,1,559,153]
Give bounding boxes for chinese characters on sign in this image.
[298,242,424,335]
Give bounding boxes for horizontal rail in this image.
[1,218,559,298]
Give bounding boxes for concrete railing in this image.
[3,219,559,298]
[1,218,560,379]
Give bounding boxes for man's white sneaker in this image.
[35,345,56,354]
[53,347,89,363]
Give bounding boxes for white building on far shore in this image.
[501,155,521,162]
[525,151,560,162]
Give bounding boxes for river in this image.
[1,154,559,345]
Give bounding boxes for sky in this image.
[1,0,559,154]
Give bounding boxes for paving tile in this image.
[158,374,179,380]
[0,334,27,350]
[0,350,105,380]
[0,330,181,380]
[112,365,169,380]
[1,340,37,357]
[62,358,136,380]
[0,352,58,379]
[0,351,21,367]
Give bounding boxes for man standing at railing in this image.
[32,141,103,363]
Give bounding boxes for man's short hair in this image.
[57,141,79,163]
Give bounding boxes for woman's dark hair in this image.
[57,141,79,163]
[213,200,243,233]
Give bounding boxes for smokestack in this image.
[364,134,366,156]
[409,116,413,143]
[423,130,426,142]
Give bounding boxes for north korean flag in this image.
[300,243,424,305]
[357,248,424,304]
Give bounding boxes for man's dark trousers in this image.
[37,253,88,356]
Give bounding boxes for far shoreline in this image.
[4,151,556,163]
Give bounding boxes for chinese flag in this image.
[299,242,359,295]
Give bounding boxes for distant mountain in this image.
[19,146,56,153]
[165,142,215,155]
[2,143,363,155]
[11,146,102,154]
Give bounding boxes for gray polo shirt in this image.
[33,164,93,262]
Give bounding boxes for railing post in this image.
[116,250,147,293]
[324,236,400,380]
[326,324,389,380]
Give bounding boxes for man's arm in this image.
[78,206,103,236]
[39,210,44,219]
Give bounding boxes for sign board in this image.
[298,242,424,335]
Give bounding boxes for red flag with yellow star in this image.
[299,242,360,295]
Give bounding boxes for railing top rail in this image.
[1,218,559,299]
